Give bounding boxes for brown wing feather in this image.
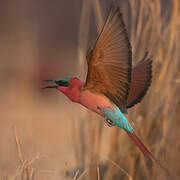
[84,3,132,112]
[126,53,152,108]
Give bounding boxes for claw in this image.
[105,118,115,127]
[97,106,115,127]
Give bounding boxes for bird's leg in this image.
[104,118,115,127]
[97,106,116,127]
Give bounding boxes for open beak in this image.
[42,80,58,89]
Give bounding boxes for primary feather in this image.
[84,3,132,113]
[127,52,152,108]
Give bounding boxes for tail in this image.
[126,131,156,163]
[126,131,171,176]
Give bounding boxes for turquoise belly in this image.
[100,106,134,132]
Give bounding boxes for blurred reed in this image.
[72,0,91,168]
[73,0,180,179]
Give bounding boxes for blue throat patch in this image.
[99,106,134,132]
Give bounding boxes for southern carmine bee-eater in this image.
[43,3,161,166]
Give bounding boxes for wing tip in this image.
[126,53,153,108]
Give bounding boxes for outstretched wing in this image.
[127,53,152,108]
[84,3,132,112]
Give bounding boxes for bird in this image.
[42,3,158,166]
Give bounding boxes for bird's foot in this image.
[104,118,115,127]
[97,106,115,127]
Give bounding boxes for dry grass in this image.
[7,126,45,180]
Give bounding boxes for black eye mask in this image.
[55,80,69,87]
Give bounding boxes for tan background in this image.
[0,0,180,179]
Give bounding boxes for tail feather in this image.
[126,131,171,176]
[126,131,156,163]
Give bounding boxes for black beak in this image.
[43,80,55,82]
[41,86,57,89]
[42,80,58,89]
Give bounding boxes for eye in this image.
[55,80,69,87]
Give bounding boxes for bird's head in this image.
[42,76,83,96]
[42,76,71,94]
